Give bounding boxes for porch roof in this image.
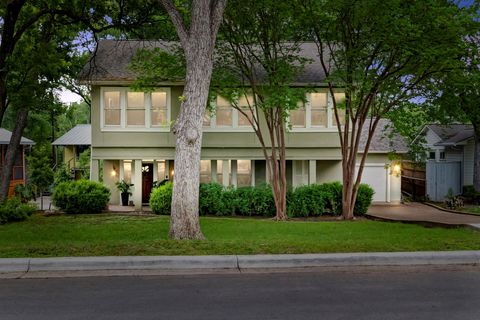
[0,128,35,145]
[52,124,91,146]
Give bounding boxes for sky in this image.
[58,89,83,104]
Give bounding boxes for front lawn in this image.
[0,213,479,258]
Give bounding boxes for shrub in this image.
[199,183,226,215]
[354,184,375,215]
[52,179,110,214]
[463,185,480,204]
[288,184,325,217]
[0,197,36,224]
[150,182,173,215]
[231,184,275,217]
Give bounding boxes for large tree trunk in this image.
[474,126,480,192]
[0,108,28,202]
[160,0,226,239]
[169,52,212,240]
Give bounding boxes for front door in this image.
[142,163,153,203]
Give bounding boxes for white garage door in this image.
[356,164,388,202]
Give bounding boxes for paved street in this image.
[1,266,479,320]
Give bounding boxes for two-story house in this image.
[80,40,406,209]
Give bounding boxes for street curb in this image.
[0,251,479,276]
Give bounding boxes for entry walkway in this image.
[367,202,480,228]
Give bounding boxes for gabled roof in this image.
[0,128,35,145]
[359,119,408,153]
[52,124,91,146]
[422,124,473,146]
[79,40,327,85]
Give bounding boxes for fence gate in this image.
[426,161,462,201]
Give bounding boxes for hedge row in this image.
[150,182,374,217]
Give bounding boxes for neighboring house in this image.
[79,40,406,209]
[52,124,91,179]
[416,124,474,201]
[0,128,35,196]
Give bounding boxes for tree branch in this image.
[158,0,189,47]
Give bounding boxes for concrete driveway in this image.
[367,202,480,227]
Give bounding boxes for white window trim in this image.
[289,92,344,132]
[100,87,171,132]
[203,96,255,132]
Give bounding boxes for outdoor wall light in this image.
[111,165,117,177]
[391,163,401,177]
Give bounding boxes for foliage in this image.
[212,0,309,220]
[150,182,173,215]
[26,144,54,194]
[53,164,72,186]
[353,184,375,216]
[52,180,110,214]
[287,182,372,217]
[463,185,480,204]
[0,197,36,224]
[302,0,477,218]
[78,148,91,179]
[198,183,226,216]
[444,188,464,210]
[14,184,37,203]
[115,180,134,195]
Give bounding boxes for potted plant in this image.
[115,180,134,206]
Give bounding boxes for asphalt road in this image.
[1,266,479,320]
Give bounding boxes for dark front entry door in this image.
[142,163,154,203]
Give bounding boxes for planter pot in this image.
[121,192,130,206]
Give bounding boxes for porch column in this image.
[231,160,238,188]
[309,160,317,185]
[153,161,158,182]
[222,160,229,186]
[90,159,99,182]
[133,159,142,210]
[211,160,217,183]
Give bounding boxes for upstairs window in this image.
[203,95,255,131]
[151,92,168,126]
[310,93,328,127]
[127,92,145,126]
[103,91,121,126]
[101,88,170,131]
[216,96,233,127]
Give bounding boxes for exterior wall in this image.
[445,147,463,162]
[91,85,403,205]
[316,160,342,184]
[464,139,474,186]
[63,146,76,169]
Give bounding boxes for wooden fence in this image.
[401,161,426,200]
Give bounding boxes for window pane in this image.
[238,106,253,127]
[127,110,145,125]
[104,91,121,125]
[311,108,327,126]
[290,106,306,127]
[127,92,145,126]
[311,93,327,108]
[123,161,132,184]
[334,108,346,126]
[151,92,167,126]
[217,106,232,127]
[203,110,211,127]
[237,160,251,187]
[334,92,346,103]
[217,96,230,107]
[105,110,121,125]
[200,160,211,184]
[157,161,166,181]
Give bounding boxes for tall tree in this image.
[158,0,227,239]
[433,33,480,192]
[215,0,306,220]
[304,0,476,219]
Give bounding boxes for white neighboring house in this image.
[416,124,474,200]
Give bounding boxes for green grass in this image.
[0,213,479,258]
[464,206,480,215]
